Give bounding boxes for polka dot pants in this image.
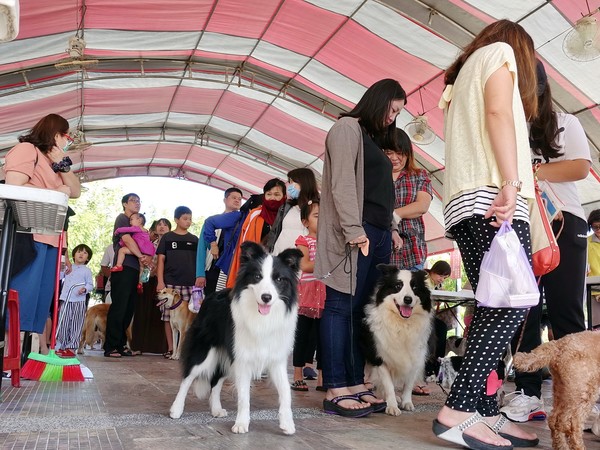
[446,216,530,416]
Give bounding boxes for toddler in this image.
[290,200,325,391]
[55,244,94,355]
[111,212,155,272]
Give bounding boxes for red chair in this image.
[3,289,21,387]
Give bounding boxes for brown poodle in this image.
[513,330,600,450]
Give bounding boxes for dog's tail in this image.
[513,340,560,373]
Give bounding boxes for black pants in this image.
[293,315,320,369]
[512,212,587,398]
[446,216,529,415]
[204,264,220,296]
[104,266,139,353]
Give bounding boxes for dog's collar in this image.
[167,298,184,310]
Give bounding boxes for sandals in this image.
[104,350,122,358]
[491,415,539,447]
[412,385,431,396]
[354,390,387,413]
[315,385,327,392]
[323,395,373,418]
[163,350,173,359]
[432,412,513,450]
[291,380,309,391]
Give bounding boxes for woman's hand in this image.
[485,186,517,226]
[392,229,403,250]
[349,235,370,256]
[210,242,219,259]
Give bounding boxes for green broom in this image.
[21,231,85,382]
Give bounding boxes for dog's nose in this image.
[261,293,272,303]
[403,296,413,305]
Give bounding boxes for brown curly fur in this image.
[513,331,600,450]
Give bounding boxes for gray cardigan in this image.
[314,117,366,294]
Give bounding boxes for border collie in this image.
[169,241,302,435]
[361,265,433,415]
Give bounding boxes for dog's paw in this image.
[385,405,402,416]
[211,408,227,418]
[279,421,295,435]
[231,422,249,434]
[401,401,415,411]
[170,354,180,360]
[169,402,184,419]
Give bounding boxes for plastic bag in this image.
[476,221,539,309]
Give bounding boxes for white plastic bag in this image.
[476,221,539,308]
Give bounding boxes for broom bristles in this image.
[22,350,85,382]
[21,359,46,380]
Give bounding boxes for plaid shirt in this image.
[390,168,432,269]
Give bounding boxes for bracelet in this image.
[51,156,73,173]
[501,180,522,192]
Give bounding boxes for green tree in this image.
[67,182,123,278]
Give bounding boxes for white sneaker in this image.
[500,390,546,422]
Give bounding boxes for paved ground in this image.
[1,348,599,449]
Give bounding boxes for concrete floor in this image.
[1,349,599,450]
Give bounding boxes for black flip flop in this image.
[323,395,373,418]
[354,390,387,413]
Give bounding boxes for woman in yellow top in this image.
[433,20,539,449]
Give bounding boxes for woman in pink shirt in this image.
[4,114,81,336]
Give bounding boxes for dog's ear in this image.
[277,248,303,273]
[240,241,266,264]
[376,263,398,277]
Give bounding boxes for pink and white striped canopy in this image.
[1,0,599,254]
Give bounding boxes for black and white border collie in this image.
[361,265,433,415]
[169,241,302,435]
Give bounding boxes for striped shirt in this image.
[443,186,529,239]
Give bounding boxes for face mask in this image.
[287,183,300,200]
[62,140,72,152]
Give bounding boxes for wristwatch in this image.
[501,180,522,192]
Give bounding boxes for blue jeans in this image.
[320,223,391,388]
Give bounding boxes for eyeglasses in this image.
[592,224,600,231]
[63,133,74,143]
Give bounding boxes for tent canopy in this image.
[1,0,599,255]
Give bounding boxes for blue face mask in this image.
[286,183,300,200]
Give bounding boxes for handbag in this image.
[528,181,562,277]
[476,221,539,309]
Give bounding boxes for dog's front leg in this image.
[270,362,295,435]
[232,364,252,434]
[377,365,401,416]
[170,322,179,360]
[209,377,227,418]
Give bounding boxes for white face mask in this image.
[62,140,72,152]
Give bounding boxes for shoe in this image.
[316,385,327,392]
[56,349,76,358]
[433,412,513,450]
[290,380,309,391]
[120,349,134,357]
[490,414,539,447]
[323,395,373,418]
[354,390,387,413]
[110,266,123,273]
[303,366,318,380]
[500,390,546,422]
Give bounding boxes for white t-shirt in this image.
[531,112,591,221]
[273,205,306,255]
[100,244,115,291]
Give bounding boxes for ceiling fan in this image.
[404,115,435,145]
[54,36,99,72]
[563,12,600,61]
